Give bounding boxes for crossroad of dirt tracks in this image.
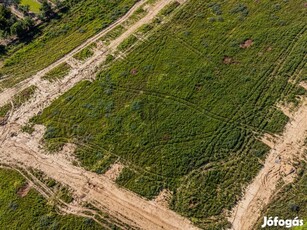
[0,0,199,229]
[1,0,306,229]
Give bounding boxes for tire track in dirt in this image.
[0,124,198,230]
[0,0,147,108]
[0,0,199,229]
[229,98,307,230]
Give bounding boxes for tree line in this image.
[0,0,58,39]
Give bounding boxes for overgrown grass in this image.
[0,103,12,117]
[12,85,37,108]
[0,0,138,88]
[42,62,70,81]
[33,0,307,228]
[100,25,126,45]
[0,168,103,229]
[73,43,96,61]
[117,34,138,51]
[20,0,41,14]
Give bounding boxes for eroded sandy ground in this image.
[0,0,148,107]
[229,98,307,230]
[1,0,306,229]
[0,0,199,229]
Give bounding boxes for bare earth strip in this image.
[0,0,147,107]
[229,98,307,230]
[0,0,199,229]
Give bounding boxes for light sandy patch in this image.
[17,182,32,197]
[58,143,77,163]
[240,39,253,48]
[104,163,124,181]
[0,0,197,229]
[300,81,307,90]
[229,98,307,230]
[153,189,173,208]
[276,103,294,118]
[260,133,277,149]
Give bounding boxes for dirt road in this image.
[0,0,198,229]
[0,125,198,230]
[229,99,307,230]
[0,0,147,107]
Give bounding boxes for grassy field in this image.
[73,43,96,61]
[0,168,103,229]
[33,0,307,228]
[0,0,138,88]
[20,0,41,13]
[42,63,71,81]
[0,85,36,117]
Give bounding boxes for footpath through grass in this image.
[34,0,307,228]
[0,0,138,88]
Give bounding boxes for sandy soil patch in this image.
[223,56,237,65]
[240,39,253,48]
[17,182,32,197]
[153,189,173,208]
[229,98,307,230]
[0,0,197,229]
[104,163,124,181]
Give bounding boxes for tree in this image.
[10,17,34,38]
[19,5,30,16]
[10,20,25,37]
[2,0,21,7]
[0,5,16,37]
[40,0,53,20]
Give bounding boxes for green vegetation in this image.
[42,63,70,81]
[12,85,37,108]
[0,168,102,229]
[117,34,138,51]
[0,5,34,40]
[0,103,12,117]
[100,25,126,45]
[58,186,74,203]
[33,0,307,229]
[256,161,307,229]
[21,123,35,134]
[73,43,96,61]
[20,0,41,13]
[0,0,138,88]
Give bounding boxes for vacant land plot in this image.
[34,0,307,229]
[20,0,41,13]
[0,168,103,229]
[0,0,138,88]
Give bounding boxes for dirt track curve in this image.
[0,0,147,107]
[0,0,199,229]
[229,94,307,230]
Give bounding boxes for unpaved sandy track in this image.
[0,0,147,107]
[229,98,307,230]
[0,124,198,230]
[0,0,198,229]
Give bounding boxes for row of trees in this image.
[0,0,58,39]
[0,5,34,39]
[1,0,56,20]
